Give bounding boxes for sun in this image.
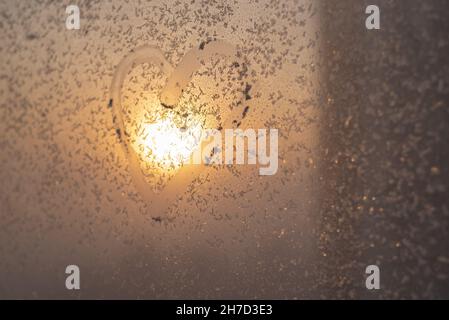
[133,111,203,169]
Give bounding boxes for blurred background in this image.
[0,0,448,299]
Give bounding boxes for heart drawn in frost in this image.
[109,40,247,215]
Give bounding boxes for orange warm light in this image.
[132,111,203,169]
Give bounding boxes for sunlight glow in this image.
[133,112,203,169]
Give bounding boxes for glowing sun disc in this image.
[133,112,203,168]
